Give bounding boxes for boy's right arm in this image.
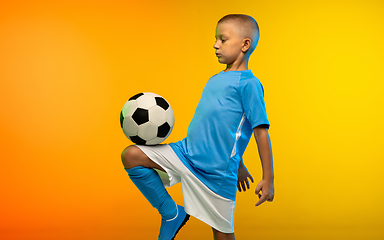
[253,126,275,206]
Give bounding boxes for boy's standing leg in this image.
[212,228,235,240]
[121,145,189,239]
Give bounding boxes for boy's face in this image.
[213,22,245,65]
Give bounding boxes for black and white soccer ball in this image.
[120,92,175,145]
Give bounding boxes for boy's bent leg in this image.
[121,145,175,220]
[212,228,235,240]
[121,145,189,239]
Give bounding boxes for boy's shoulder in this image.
[237,70,265,95]
[236,70,262,88]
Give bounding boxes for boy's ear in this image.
[242,38,251,52]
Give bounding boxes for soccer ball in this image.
[120,92,175,145]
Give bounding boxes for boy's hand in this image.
[237,160,254,192]
[255,179,274,206]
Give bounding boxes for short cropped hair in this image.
[218,14,260,55]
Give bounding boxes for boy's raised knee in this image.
[121,145,144,169]
[121,145,165,172]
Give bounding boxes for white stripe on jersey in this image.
[230,113,246,158]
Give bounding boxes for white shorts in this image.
[135,144,235,233]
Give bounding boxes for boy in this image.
[121,14,274,240]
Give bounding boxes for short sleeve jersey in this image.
[169,69,270,200]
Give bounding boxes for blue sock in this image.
[126,166,177,220]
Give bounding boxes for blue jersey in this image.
[169,69,270,200]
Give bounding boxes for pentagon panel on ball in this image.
[120,92,175,145]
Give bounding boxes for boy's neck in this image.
[224,58,249,72]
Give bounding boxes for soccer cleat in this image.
[158,205,190,240]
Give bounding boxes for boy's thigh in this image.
[181,169,235,233]
[121,145,165,171]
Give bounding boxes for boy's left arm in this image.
[237,158,254,192]
[253,126,275,206]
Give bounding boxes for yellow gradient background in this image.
[1,0,383,239]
